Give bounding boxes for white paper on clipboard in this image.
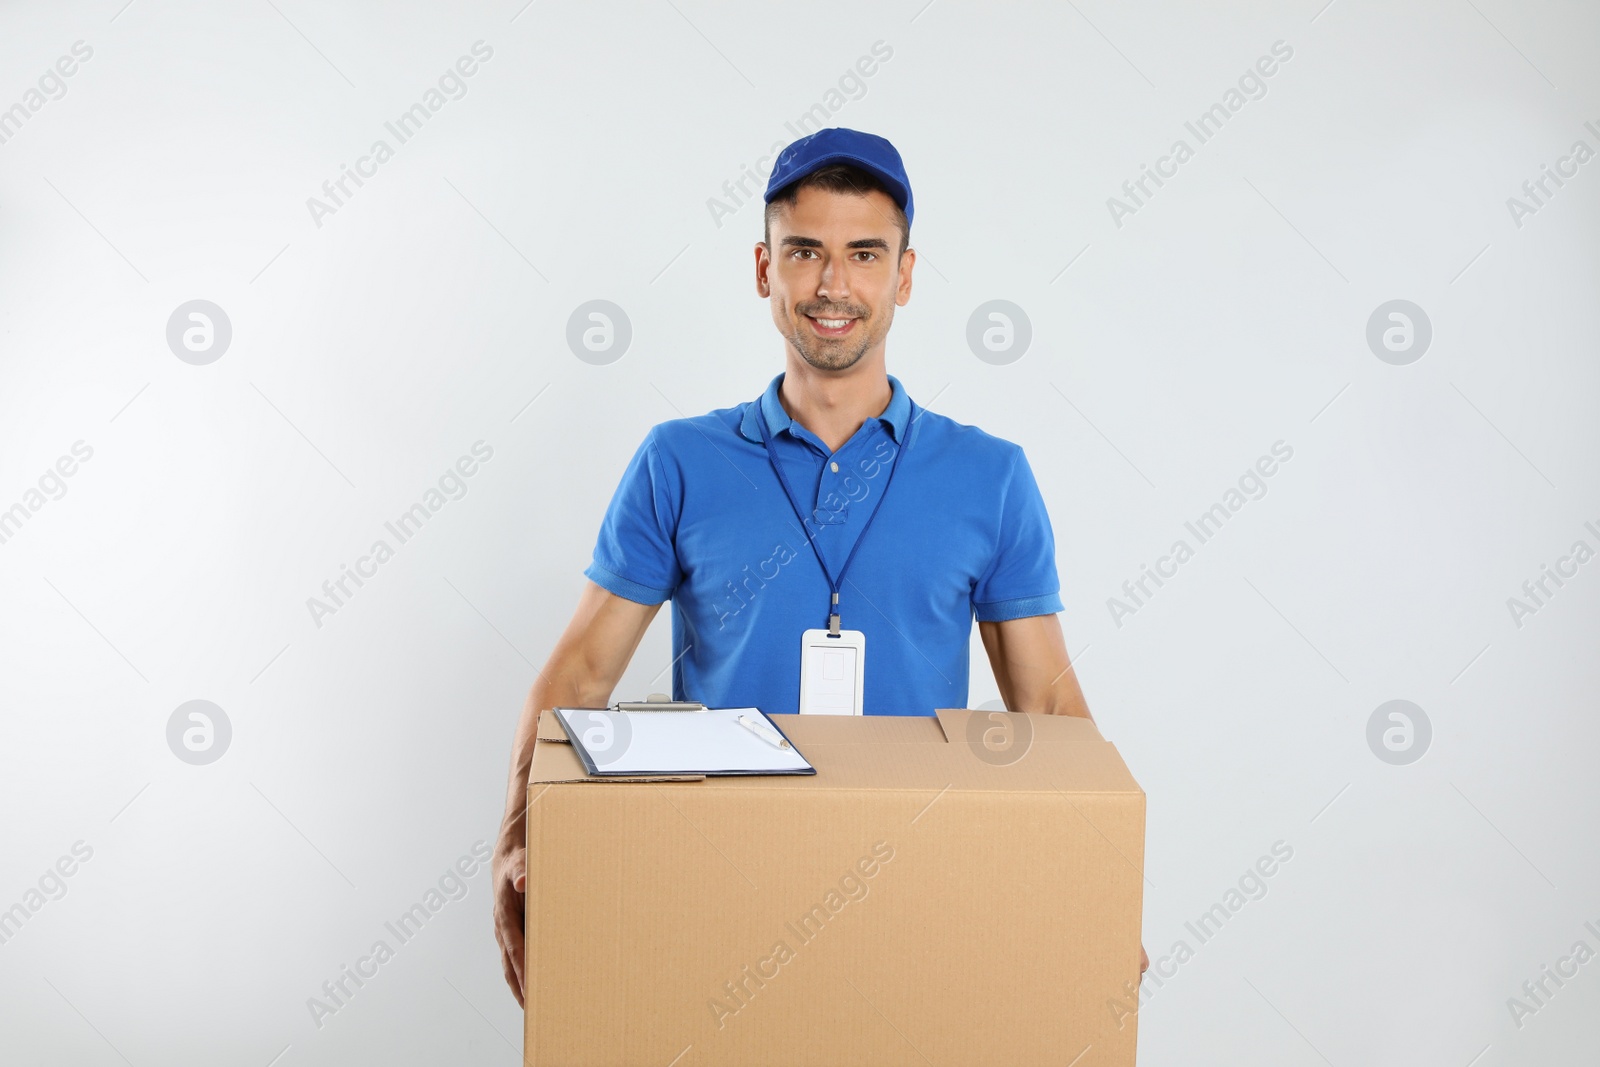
[553,707,815,777]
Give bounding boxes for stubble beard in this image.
[788,305,886,372]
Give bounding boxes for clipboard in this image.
[553,706,816,778]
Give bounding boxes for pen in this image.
[738,714,791,750]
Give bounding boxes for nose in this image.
[817,254,850,304]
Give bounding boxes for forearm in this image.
[497,674,583,833]
[980,614,1093,719]
[498,657,619,835]
[1028,660,1092,718]
[498,584,662,839]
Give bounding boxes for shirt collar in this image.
[739,372,912,445]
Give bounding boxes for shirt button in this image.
[830,461,839,472]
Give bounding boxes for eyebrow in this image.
[779,236,891,251]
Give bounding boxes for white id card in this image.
[798,628,865,715]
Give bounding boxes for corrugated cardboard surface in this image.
[525,710,1144,1066]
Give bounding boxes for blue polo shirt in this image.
[584,373,1063,716]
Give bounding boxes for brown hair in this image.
[764,163,910,257]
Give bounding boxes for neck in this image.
[779,354,892,453]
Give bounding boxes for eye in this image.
[853,251,878,262]
[791,248,817,260]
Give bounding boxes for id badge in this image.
[798,628,865,715]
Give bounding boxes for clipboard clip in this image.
[610,693,708,713]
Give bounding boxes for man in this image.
[492,128,1141,1004]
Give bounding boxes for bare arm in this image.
[492,580,662,1006]
[977,613,1091,718]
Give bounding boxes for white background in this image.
[0,1,1596,1064]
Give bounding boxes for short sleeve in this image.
[584,429,682,604]
[971,447,1064,621]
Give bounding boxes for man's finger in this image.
[500,943,524,1008]
[494,884,527,1007]
[508,845,527,895]
[503,895,526,996]
[509,918,524,997]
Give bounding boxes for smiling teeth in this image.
[816,318,852,328]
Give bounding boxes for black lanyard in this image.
[757,399,913,634]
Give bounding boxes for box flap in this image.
[779,710,1139,795]
[535,710,572,743]
[530,724,706,784]
[932,707,1108,745]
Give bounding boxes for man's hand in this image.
[492,822,528,1007]
[492,583,662,1006]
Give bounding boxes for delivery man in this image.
[492,128,1143,1003]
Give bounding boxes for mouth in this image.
[804,314,859,339]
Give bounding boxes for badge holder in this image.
[798,626,865,715]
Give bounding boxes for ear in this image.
[894,247,916,307]
[754,241,772,298]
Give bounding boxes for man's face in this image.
[758,186,914,373]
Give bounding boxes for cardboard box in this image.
[524,709,1145,1066]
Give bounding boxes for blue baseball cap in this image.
[763,128,914,228]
